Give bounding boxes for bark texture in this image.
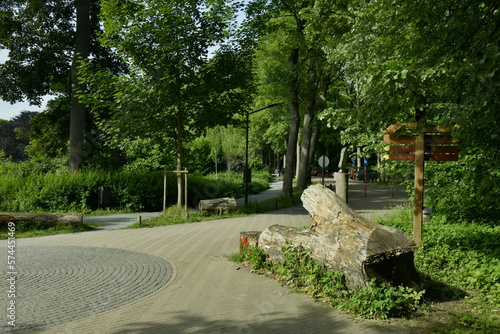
[198,198,237,213]
[259,184,420,290]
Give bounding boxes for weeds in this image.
[231,244,424,320]
[375,204,500,332]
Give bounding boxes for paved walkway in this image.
[83,180,286,230]
[1,180,411,334]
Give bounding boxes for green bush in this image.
[377,205,500,310]
[0,164,270,213]
[234,244,424,319]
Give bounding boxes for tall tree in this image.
[81,0,254,205]
[321,0,500,221]
[205,126,224,177]
[0,0,122,169]
[0,111,37,161]
[247,0,306,198]
[280,0,305,199]
[69,0,90,170]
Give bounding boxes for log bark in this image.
[239,231,262,252]
[198,197,237,214]
[0,213,83,227]
[259,184,420,290]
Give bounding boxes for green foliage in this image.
[0,111,37,162]
[219,125,246,171]
[0,163,270,213]
[0,166,171,213]
[318,0,500,222]
[236,244,423,319]
[205,126,224,175]
[184,136,214,175]
[236,246,270,270]
[79,0,254,174]
[378,205,500,330]
[336,279,424,319]
[188,170,269,207]
[424,152,500,222]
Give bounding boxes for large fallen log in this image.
[198,197,237,215]
[0,213,83,227]
[258,184,420,290]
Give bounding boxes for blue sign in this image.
[363,157,369,166]
[351,158,356,164]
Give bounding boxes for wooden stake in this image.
[184,169,188,220]
[163,172,167,213]
[413,131,425,247]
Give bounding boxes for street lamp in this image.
[245,102,284,205]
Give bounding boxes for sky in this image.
[0,100,46,121]
[0,49,48,121]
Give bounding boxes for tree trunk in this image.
[297,96,315,190]
[69,0,90,171]
[0,213,83,227]
[282,47,300,199]
[176,113,184,207]
[198,197,237,214]
[259,184,420,291]
[306,121,320,185]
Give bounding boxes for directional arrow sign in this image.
[383,134,416,144]
[385,145,459,154]
[383,122,460,248]
[383,153,459,161]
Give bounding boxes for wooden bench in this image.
[198,197,237,215]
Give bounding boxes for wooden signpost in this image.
[383,123,458,247]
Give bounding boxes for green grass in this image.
[0,222,99,239]
[232,245,424,319]
[231,205,499,330]
[126,189,304,229]
[125,205,248,228]
[377,205,500,331]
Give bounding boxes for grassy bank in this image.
[0,169,270,213]
[232,205,499,332]
[125,189,303,228]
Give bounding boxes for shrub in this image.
[233,245,424,319]
[377,205,500,310]
[0,167,270,213]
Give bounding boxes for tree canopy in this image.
[1,0,498,220]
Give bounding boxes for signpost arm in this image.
[413,132,425,247]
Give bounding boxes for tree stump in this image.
[239,231,261,252]
[0,213,83,227]
[258,184,420,290]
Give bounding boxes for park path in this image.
[1,180,411,333]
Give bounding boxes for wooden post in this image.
[413,131,425,247]
[163,172,167,213]
[184,168,188,220]
[163,169,189,217]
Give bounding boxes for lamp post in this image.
[245,102,283,205]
